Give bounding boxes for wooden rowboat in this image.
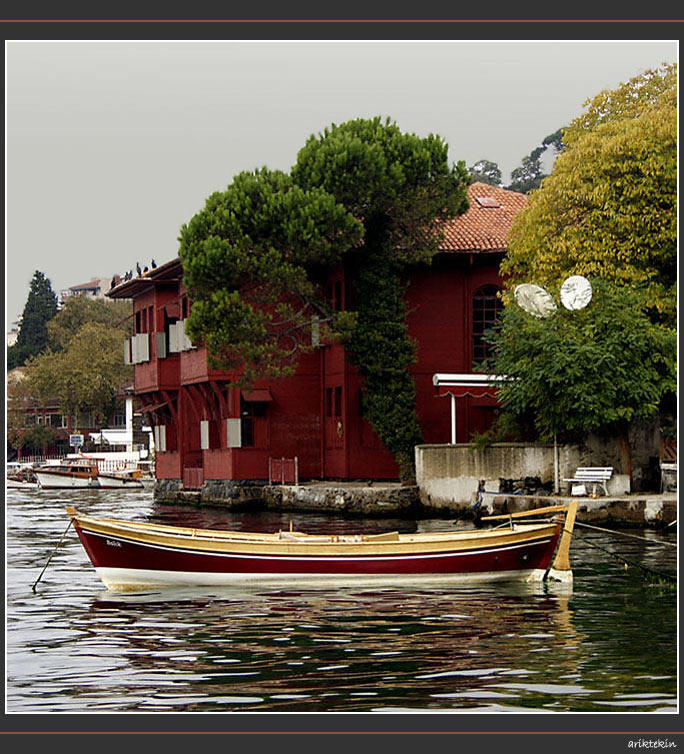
[65,503,578,592]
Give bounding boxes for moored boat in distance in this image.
[66,502,578,592]
[6,463,39,490]
[35,459,100,489]
[96,469,145,490]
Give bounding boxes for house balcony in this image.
[125,332,180,393]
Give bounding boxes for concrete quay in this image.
[478,491,677,528]
[154,478,677,527]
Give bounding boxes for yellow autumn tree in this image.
[501,63,677,327]
[24,322,132,429]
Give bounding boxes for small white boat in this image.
[34,459,100,489]
[97,469,145,490]
[135,460,156,488]
[7,463,39,489]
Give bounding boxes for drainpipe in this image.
[450,393,457,445]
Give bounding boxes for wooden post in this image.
[547,500,578,583]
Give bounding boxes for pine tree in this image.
[9,271,58,367]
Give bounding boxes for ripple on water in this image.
[5,488,678,713]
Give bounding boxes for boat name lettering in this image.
[105,539,122,548]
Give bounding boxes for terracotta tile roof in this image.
[439,182,527,253]
[110,184,527,300]
[70,279,102,291]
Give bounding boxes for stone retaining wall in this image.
[261,484,420,516]
[153,477,675,526]
[155,478,266,508]
[154,478,421,516]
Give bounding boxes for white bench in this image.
[563,467,613,497]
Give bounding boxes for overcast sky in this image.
[5,39,677,325]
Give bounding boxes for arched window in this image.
[472,285,502,365]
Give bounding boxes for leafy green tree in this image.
[180,117,470,481]
[506,146,546,194]
[17,425,61,455]
[502,64,677,326]
[468,159,502,186]
[47,296,133,351]
[8,271,58,368]
[542,128,565,154]
[506,128,566,194]
[24,322,132,429]
[484,282,676,477]
[179,168,363,382]
[293,117,470,480]
[564,62,676,146]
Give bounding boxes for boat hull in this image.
[35,472,98,489]
[7,479,39,490]
[69,511,563,591]
[97,474,145,490]
[94,566,551,590]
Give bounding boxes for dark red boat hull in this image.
[73,522,561,578]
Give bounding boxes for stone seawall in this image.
[155,478,267,507]
[261,484,420,516]
[153,479,676,527]
[154,479,421,516]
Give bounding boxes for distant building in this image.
[59,276,120,308]
[7,319,20,347]
[7,368,151,459]
[109,183,527,488]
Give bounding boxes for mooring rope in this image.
[574,521,677,548]
[31,519,73,593]
[575,531,677,583]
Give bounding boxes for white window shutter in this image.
[226,418,242,448]
[156,332,167,359]
[137,333,150,363]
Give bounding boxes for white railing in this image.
[15,454,65,465]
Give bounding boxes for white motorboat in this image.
[33,459,100,489]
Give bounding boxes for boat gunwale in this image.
[67,509,561,557]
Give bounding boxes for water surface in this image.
[6,488,678,713]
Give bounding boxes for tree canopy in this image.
[47,296,133,351]
[502,63,677,326]
[8,270,58,368]
[179,167,363,382]
[180,116,470,479]
[293,117,470,479]
[23,322,132,428]
[468,159,503,187]
[485,281,676,444]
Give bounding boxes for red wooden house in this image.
[109,183,526,487]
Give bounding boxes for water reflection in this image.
[5,487,677,713]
